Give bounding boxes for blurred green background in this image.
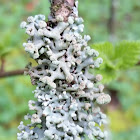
[0,0,140,140]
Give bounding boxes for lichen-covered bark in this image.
[50,0,75,21]
[17,0,111,140]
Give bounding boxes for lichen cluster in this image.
[17,1,111,140]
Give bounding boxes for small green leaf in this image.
[91,41,140,83]
[114,41,140,69]
[92,42,116,69]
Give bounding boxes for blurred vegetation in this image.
[108,67,140,140]
[91,41,140,83]
[0,0,140,140]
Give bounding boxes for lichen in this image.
[17,1,111,140]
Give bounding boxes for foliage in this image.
[0,76,34,140]
[0,0,50,58]
[79,0,140,42]
[0,1,26,57]
[112,126,140,140]
[109,67,140,122]
[91,41,140,83]
[108,66,140,140]
[108,66,140,139]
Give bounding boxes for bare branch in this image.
[0,69,26,78]
[0,58,5,73]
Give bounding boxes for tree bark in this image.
[50,0,75,21]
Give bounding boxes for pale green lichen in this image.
[17,1,111,140]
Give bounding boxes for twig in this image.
[0,58,5,72]
[0,69,26,78]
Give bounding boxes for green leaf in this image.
[92,42,116,69]
[91,42,118,83]
[114,41,140,69]
[91,41,140,83]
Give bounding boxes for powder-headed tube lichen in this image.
[17,1,111,140]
